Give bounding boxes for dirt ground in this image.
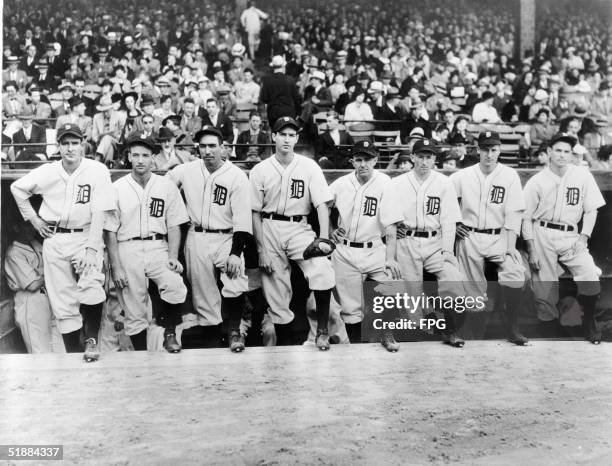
[1,341,611,465]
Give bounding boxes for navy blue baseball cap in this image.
[57,123,84,140]
[478,131,501,147]
[351,140,378,158]
[194,125,223,141]
[412,138,437,155]
[126,134,156,151]
[549,132,577,148]
[272,116,300,133]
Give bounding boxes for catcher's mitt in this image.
[303,238,336,260]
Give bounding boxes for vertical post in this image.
[519,0,536,60]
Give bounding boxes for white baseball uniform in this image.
[329,170,391,324]
[168,159,252,325]
[4,240,64,353]
[105,173,189,335]
[381,170,464,301]
[450,163,526,298]
[11,159,115,333]
[250,154,335,324]
[522,165,605,320]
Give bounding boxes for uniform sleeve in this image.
[10,166,50,220]
[503,170,526,233]
[329,178,339,207]
[309,163,333,208]
[166,165,183,188]
[249,165,264,212]
[583,171,606,213]
[231,171,254,233]
[4,247,40,291]
[379,179,404,227]
[92,164,117,212]
[440,180,462,251]
[449,171,462,199]
[166,181,190,228]
[521,177,539,241]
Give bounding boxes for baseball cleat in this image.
[229,332,246,352]
[315,329,331,351]
[83,338,99,362]
[446,333,465,348]
[508,333,529,346]
[585,330,602,345]
[163,333,182,353]
[381,332,400,352]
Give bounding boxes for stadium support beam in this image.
[519,0,536,59]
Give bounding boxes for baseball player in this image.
[104,135,189,353]
[328,140,401,351]
[381,139,466,347]
[522,132,606,344]
[167,126,252,352]
[11,123,115,361]
[450,131,528,345]
[4,221,64,353]
[250,116,336,351]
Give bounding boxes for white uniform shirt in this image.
[330,170,390,243]
[450,163,525,233]
[250,154,332,216]
[11,158,115,229]
[106,173,189,241]
[168,159,252,233]
[522,165,605,240]
[381,170,461,231]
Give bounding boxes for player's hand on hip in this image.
[258,250,274,274]
[331,227,346,243]
[385,260,403,280]
[455,222,470,240]
[30,216,54,238]
[167,258,184,274]
[112,265,129,289]
[225,254,242,279]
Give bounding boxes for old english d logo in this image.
[75,184,91,204]
[213,184,228,205]
[290,179,304,199]
[490,185,505,204]
[426,196,440,215]
[565,187,579,206]
[149,197,165,217]
[363,196,378,216]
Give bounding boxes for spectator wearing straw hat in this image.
[260,55,300,126]
[2,56,28,89]
[11,107,47,162]
[92,94,127,164]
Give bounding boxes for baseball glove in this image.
[303,238,336,260]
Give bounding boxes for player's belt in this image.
[466,227,501,235]
[52,226,84,233]
[127,234,167,241]
[194,226,232,234]
[342,239,375,248]
[261,212,305,222]
[405,230,438,238]
[539,221,575,232]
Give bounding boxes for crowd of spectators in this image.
[2,0,611,170]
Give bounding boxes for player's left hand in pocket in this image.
[226,254,242,279]
[167,258,184,274]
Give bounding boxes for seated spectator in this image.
[387,148,414,171]
[583,118,612,159]
[153,126,194,170]
[56,96,93,142]
[531,143,549,169]
[316,110,354,169]
[179,97,203,141]
[441,150,460,170]
[11,107,47,162]
[343,89,374,124]
[300,69,333,126]
[92,94,127,164]
[329,72,347,105]
[471,91,501,123]
[152,94,176,121]
[401,100,432,142]
[27,86,52,125]
[591,145,612,170]
[2,81,27,118]
[234,68,260,106]
[374,87,404,132]
[163,114,193,146]
[128,113,158,141]
[132,95,162,133]
[529,109,557,147]
[201,98,234,143]
[235,111,271,161]
[528,89,550,121]
[591,82,612,124]
[432,123,450,144]
[448,116,473,146]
